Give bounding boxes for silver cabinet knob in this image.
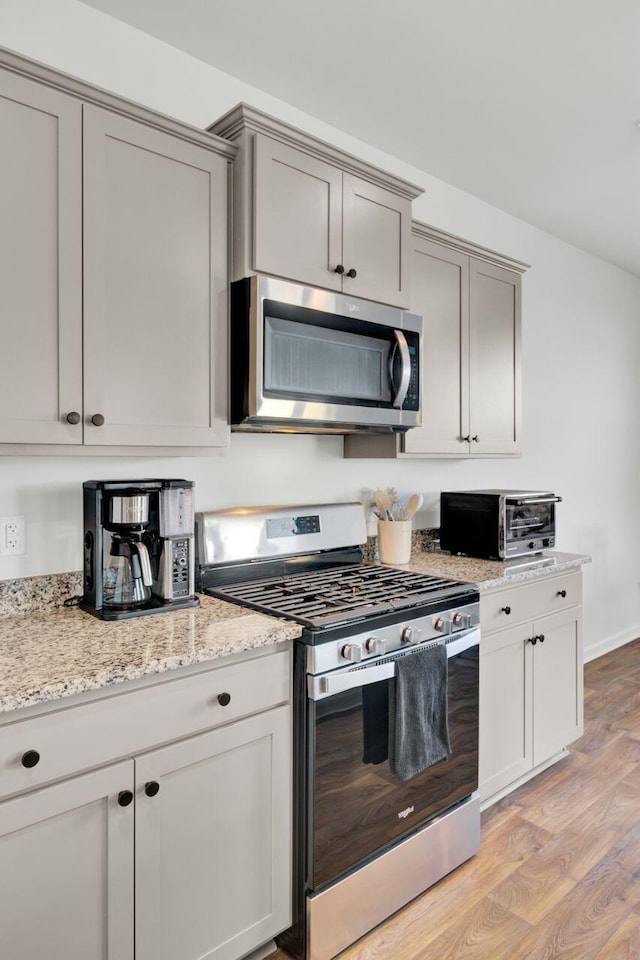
[434,617,452,635]
[453,612,472,629]
[400,627,414,644]
[341,643,363,663]
[366,637,386,656]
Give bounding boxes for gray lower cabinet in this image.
[0,50,233,453]
[0,760,134,960]
[209,105,421,309]
[344,223,527,460]
[135,706,291,960]
[479,573,584,804]
[0,648,292,960]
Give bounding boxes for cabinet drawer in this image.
[481,572,582,635]
[0,649,290,801]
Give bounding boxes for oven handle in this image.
[511,496,562,507]
[389,330,411,410]
[308,628,480,701]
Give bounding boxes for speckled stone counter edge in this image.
[405,549,592,591]
[0,571,83,618]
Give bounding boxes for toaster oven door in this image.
[504,495,561,556]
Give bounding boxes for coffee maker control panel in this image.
[171,539,192,598]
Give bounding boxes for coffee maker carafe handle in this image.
[134,541,153,588]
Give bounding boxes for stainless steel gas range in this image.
[196,503,481,960]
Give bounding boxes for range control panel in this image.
[266,515,321,538]
[171,538,191,598]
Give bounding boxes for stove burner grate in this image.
[206,563,474,628]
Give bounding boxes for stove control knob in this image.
[453,612,472,629]
[434,617,452,635]
[341,643,363,663]
[400,627,414,645]
[366,637,386,656]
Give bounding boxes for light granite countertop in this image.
[0,548,590,716]
[0,595,301,716]
[402,549,591,590]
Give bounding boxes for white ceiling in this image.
[80,0,640,277]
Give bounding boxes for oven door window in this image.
[309,646,479,891]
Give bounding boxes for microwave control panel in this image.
[402,347,420,410]
[404,349,420,410]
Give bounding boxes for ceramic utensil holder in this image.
[377,519,412,564]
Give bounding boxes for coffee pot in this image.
[81,480,199,620]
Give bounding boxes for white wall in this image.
[1,0,640,659]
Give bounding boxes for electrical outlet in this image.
[0,516,26,556]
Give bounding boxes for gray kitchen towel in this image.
[389,642,451,783]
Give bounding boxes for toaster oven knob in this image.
[434,617,452,635]
[366,637,386,656]
[341,643,363,663]
[453,612,472,629]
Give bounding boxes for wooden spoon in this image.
[404,493,424,521]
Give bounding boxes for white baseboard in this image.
[584,626,640,663]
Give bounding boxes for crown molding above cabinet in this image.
[209,103,424,309]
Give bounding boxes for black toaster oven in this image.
[440,490,562,560]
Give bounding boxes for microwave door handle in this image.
[389,330,411,409]
[512,496,563,507]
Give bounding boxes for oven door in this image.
[233,275,422,432]
[307,629,479,891]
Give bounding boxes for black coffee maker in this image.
[81,479,200,620]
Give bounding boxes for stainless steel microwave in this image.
[230,275,423,433]
[440,490,562,560]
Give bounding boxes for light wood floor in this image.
[272,638,640,960]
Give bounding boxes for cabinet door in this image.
[469,259,521,454]
[402,238,469,454]
[83,105,228,447]
[0,69,83,444]
[0,761,134,960]
[532,607,583,765]
[342,173,412,308]
[479,623,533,801]
[253,134,343,291]
[135,705,291,960]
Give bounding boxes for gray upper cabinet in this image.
[0,68,83,445]
[345,222,528,459]
[253,135,343,291]
[83,106,228,448]
[0,49,235,454]
[403,238,469,456]
[468,259,521,455]
[209,104,421,309]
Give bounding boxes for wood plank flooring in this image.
[270,638,640,960]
